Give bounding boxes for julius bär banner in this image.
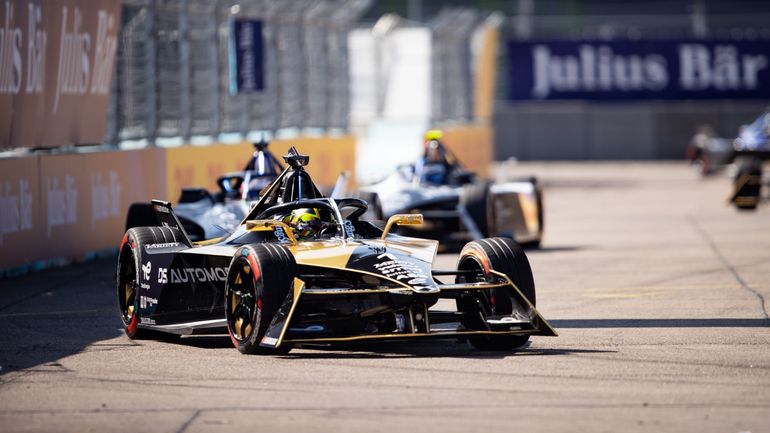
[0,0,120,149]
[507,39,770,100]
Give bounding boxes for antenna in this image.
[283,146,310,169]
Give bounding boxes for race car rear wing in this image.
[151,199,193,247]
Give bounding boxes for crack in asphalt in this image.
[688,216,770,321]
[174,409,201,433]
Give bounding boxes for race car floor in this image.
[1,162,768,433]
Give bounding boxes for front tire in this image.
[456,237,536,351]
[225,244,297,354]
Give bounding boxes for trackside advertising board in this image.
[0,136,357,274]
[0,0,121,149]
[507,39,770,101]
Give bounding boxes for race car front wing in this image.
[259,268,557,348]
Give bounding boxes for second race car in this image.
[125,140,284,241]
[354,130,544,247]
[729,109,770,210]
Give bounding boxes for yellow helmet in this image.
[281,208,325,240]
[424,129,443,142]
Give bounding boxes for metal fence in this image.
[107,0,370,146]
[429,8,479,124]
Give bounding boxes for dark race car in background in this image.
[729,109,770,210]
[353,135,543,248]
[125,141,284,241]
[686,125,732,176]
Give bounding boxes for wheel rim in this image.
[226,257,262,342]
[118,247,139,326]
[457,256,512,319]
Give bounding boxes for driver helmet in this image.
[424,129,443,142]
[279,208,333,240]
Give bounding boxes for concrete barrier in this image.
[0,136,356,276]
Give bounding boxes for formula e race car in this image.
[729,109,770,210]
[685,125,732,176]
[117,147,556,354]
[124,140,284,241]
[354,133,543,247]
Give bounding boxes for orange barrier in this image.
[164,143,252,202]
[1,0,121,149]
[164,136,357,200]
[0,155,43,270]
[1,136,356,274]
[440,124,493,178]
[474,26,499,121]
[271,136,357,189]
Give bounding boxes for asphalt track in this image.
[1,162,769,433]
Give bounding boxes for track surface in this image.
[1,163,769,432]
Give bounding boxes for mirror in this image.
[380,214,423,239]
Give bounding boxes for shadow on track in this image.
[526,245,584,254]
[0,257,126,374]
[165,336,614,359]
[551,318,770,328]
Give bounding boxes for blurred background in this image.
[1,0,769,274]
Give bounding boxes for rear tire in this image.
[732,157,762,210]
[225,244,297,354]
[117,226,184,339]
[456,237,536,350]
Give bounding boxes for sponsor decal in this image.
[373,252,436,292]
[140,282,150,290]
[288,325,325,333]
[260,336,278,346]
[0,1,23,95]
[273,226,289,243]
[141,261,151,281]
[157,266,227,284]
[157,266,167,283]
[344,219,355,238]
[139,296,158,309]
[2,1,121,149]
[140,317,156,325]
[508,39,770,100]
[53,6,117,113]
[145,242,179,249]
[0,179,34,245]
[153,204,169,213]
[46,175,78,236]
[90,170,121,228]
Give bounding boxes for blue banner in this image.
[507,39,770,100]
[229,20,264,94]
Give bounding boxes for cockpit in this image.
[226,147,380,245]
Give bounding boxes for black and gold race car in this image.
[117,148,556,354]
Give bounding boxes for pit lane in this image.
[1,162,768,433]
